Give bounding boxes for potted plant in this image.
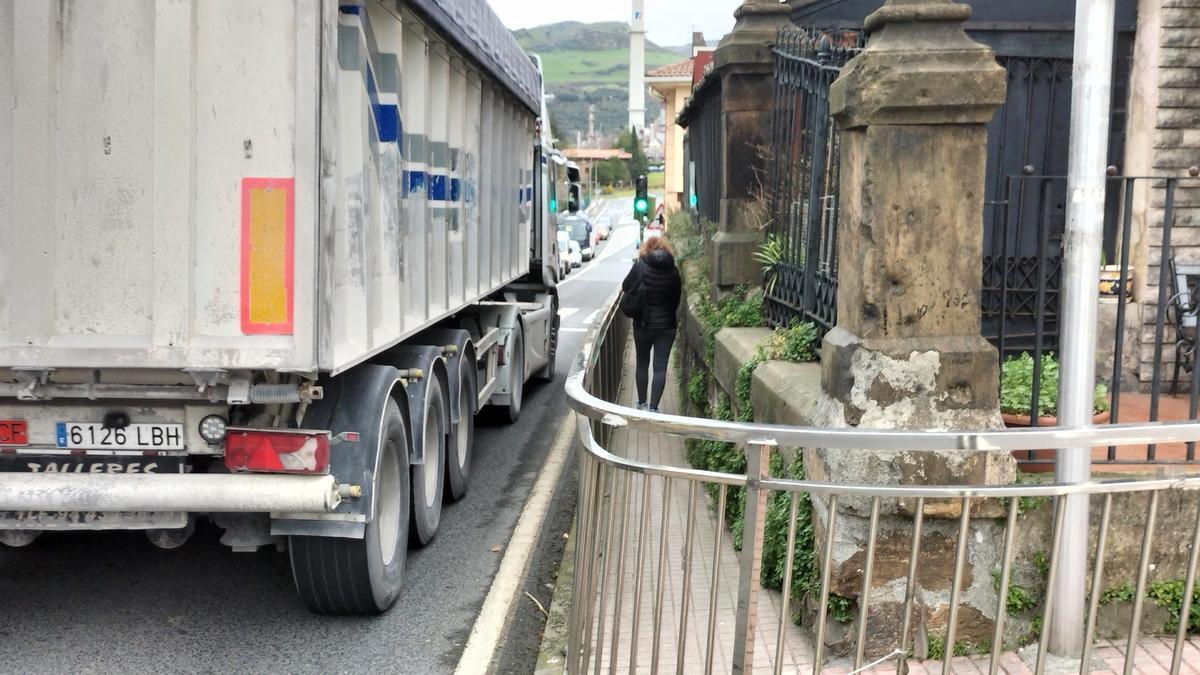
[1000,353,1111,470]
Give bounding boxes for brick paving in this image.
[575,344,1200,673]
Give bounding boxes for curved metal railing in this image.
[563,291,1200,674]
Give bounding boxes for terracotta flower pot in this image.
[1002,410,1112,473]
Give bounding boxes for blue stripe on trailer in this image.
[405,170,425,194]
[429,174,448,201]
[339,2,401,145]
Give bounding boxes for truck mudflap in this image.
[0,473,342,524]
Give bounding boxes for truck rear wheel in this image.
[411,375,446,546]
[505,325,525,423]
[535,299,559,383]
[446,366,474,502]
[289,398,410,615]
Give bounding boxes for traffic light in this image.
[634,175,649,217]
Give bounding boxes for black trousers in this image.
[633,326,677,409]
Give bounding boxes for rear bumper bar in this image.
[0,473,342,514]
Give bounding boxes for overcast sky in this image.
[488,0,742,48]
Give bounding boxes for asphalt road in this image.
[0,198,638,675]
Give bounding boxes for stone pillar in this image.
[706,0,791,295]
[808,0,1016,658]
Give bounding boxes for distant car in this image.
[648,164,664,173]
[567,240,583,268]
[556,231,571,279]
[562,214,595,262]
[595,216,613,241]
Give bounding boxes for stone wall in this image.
[678,294,1200,656]
[1126,0,1200,386]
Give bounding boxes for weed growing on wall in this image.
[667,209,842,627]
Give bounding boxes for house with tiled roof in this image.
[647,33,714,211]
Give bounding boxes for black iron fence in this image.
[762,27,1200,466]
[992,172,1200,467]
[763,28,863,330]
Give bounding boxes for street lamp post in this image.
[1050,0,1117,657]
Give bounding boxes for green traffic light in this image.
[634,198,648,213]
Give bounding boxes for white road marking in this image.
[454,416,576,674]
[558,307,579,319]
[558,223,637,288]
[581,309,601,326]
[557,262,599,287]
[561,327,588,333]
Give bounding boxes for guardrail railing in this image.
[564,291,1200,674]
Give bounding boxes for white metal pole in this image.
[1051,0,1116,656]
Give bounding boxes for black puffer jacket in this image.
[623,249,682,330]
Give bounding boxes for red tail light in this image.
[224,429,331,474]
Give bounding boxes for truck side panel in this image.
[320,3,537,374]
[0,0,540,377]
[0,0,320,372]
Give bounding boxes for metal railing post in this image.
[732,441,773,674]
[1051,0,1117,656]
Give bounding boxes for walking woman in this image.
[622,236,682,412]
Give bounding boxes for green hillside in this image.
[515,22,684,142]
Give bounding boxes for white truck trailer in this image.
[0,0,571,614]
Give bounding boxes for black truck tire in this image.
[535,298,559,383]
[290,398,410,615]
[410,374,447,546]
[446,362,475,502]
[505,325,525,424]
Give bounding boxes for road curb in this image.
[454,419,576,674]
[534,519,576,674]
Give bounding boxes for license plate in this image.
[55,422,184,451]
[0,420,28,446]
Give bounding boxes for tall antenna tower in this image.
[628,0,646,132]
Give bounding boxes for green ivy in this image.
[666,210,830,630]
[692,286,768,365]
[735,355,764,423]
[666,211,711,266]
[827,594,854,624]
[1032,551,1050,580]
[999,473,1051,517]
[686,370,711,417]
[1093,581,1200,634]
[992,571,1038,615]
[733,323,820,424]
[1148,580,1200,633]
[1099,584,1136,605]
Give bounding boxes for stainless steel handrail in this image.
[566,365,1200,452]
[563,290,1200,675]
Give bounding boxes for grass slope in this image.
[514,21,685,140]
[537,49,680,86]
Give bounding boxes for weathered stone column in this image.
[707,0,790,295]
[807,0,1016,658]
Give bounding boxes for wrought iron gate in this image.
[766,30,1131,341]
[763,29,862,330]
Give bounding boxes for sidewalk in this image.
[591,347,812,673]
[545,341,1200,673]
